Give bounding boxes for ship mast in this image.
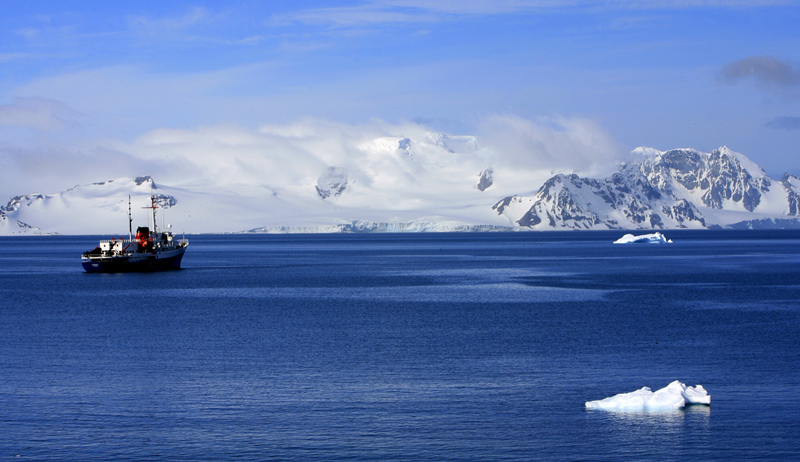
[128,195,133,241]
[142,194,159,233]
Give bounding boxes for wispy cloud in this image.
[272,0,791,27]
[128,7,211,31]
[270,6,436,27]
[269,0,588,28]
[765,116,800,130]
[0,53,30,63]
[0,97,81,131]
[611,0,791,7]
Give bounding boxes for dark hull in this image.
[82,249,185,273]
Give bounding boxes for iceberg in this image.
[613,232,672,244]
[585,380,710,411]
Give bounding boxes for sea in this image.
[1,230,799,461]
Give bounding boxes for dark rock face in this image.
[0,209,36,230]
[316,167,348,200]
[696,149,768,212]
[2,178,177,215]
[3,194,45,212]
[495,146,787,230]
[492,196,513,215]
[477,168,493,191]
[661,199,706,228]
[642,148,769,212]
[135,176,157,188]
[781,174,800,216]
[153,194,177,209]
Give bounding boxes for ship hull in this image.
[81,247,186,273]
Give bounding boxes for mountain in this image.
[0,209,38,234]
[0,131,521,235]
[1,176,178,235]
[494,146,800,230]
[2,139,799,235]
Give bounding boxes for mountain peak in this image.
[495,146,799,230]
[2,140,799,234]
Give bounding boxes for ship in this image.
[81,195,188,273]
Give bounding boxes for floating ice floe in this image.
[613,232,672,244]
[585,380,710,411]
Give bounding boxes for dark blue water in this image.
[1,230,799,461]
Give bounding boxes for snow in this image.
[585,381,710,411]
[631,146,663,158]
[613,232,672,244]
[2,131,800,235]
[721,145,767,180]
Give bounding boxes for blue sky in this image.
[1,1,799,198]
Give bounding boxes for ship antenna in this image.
[150,194,158,233]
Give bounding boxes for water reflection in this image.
[595,404,710,426]
[584,405,712,456]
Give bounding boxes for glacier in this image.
[585,381,711,412]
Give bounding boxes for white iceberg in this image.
[585,380,710,411]
[613,232,672,244]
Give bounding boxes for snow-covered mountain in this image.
[2,139,799,235]
[0,209,38,234]
[0,130,523,235]
[494,146,800,230]
[0,176,179,235]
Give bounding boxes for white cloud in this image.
[271,0,789,27]
[271,6,436,27]
[127,7,211,31]
[0,97,81,131]
[95,115,626,207]
[0,113,629,228]
[0,53,30,63]
[476,114,626,176]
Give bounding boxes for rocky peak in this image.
[476,168,493,191]
[135,176,158,189]
[493,146,780,230]
[3,194,46,213]
[316,167,348,200]
[780,173,800,216]
[640,146,770,212]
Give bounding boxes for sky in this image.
[1,0,799,202]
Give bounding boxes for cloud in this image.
[720,56,800,88]
[270,6,435,27]
[273,0,790,27]
[0,53,30,63]
[765,116,800,130]
[0,114,628,222]
[615,0,791,7]
[98,115,624,204]
[128,7,210,31]
[0,143,152,205]
[270,1,586,27]
[476,114,626,175]
[0,97,81,131]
